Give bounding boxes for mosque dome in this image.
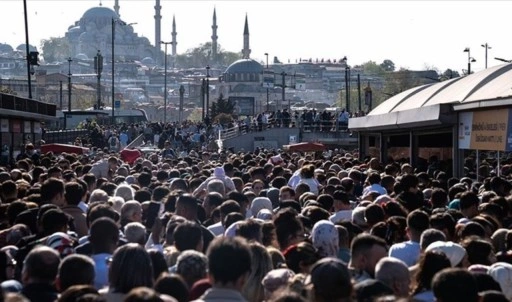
[225,59,263,74]
[82,6,119,20]
[75,53,89,60]
[141,57,154,65]
[15,44,37,53]
[0,43,13,54]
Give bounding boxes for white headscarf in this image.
[311,220,339,258]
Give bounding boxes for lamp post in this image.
[161,41,172,124]
[111,18,136,124]
[345,66,350,113]
[206,65,210,119]
[94,50,103,109]
[264,53,269,112]
[281,72,286,111]
[67,57,72,112]
[481,43,491,69]
[495,57,512,63]
[23,0,32,99]
[463,47,476,75]
[179,85,185,124]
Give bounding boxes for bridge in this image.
[219,121,358,152]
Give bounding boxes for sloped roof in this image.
[350,64,512,131]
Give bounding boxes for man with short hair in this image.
[57,254,95,292]
[89,217,119,290]
[375,257,410,298]
[329,190,352,223]
[41,178,65,206]
[21,246,61,302]
[388,209,430,266]
[432,268,478,302]
[348,234,388,282]
[62,181,88,237]
[193,237,251,302]
[460,191,479,219]
[176,194,214,252]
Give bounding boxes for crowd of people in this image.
[1,139,512,302]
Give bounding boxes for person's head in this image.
[349,234,387,277]
[207,179,225,197]
[57,254,95,292]
[121,201,143,224]
[407,209,430,241]
[124,222,147,245]
[90,217,119,254]
[203,192,223,218]
[108,243,153,294]
[374,257,410,298]
[57,285,100,302]
[425,241,468,268]
[175,194,199,221]
[461,237,496,266]
[206,237,251,290]
[310,257,352,302]
[311,220,339,258]
[154,273,189,302]
[22,245,61,286]
[124,287,164,302]
[460,191,480,218]
[176,250,208,288]
[420,228,447,251]
[242,243,273,302]
[173,221,203,252]
[430,188,448,208]
[274,208,304,251]
[413,250,451,294]
[41,178,65,206]
[114,183,135,203]
[432,268,479,302]
[488,262,512,300]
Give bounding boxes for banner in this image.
[262,70,274,88]
[458,109,512,151]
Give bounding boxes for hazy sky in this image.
[2,0,511,73]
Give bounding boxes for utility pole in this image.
[59,81,63,110]
[161,41,172,123]
[281,72,286,111]
[357,74,361,112]
[23,0,32,99]
[67,57,72,112]
[179,85,185,124]
[94,50,103,109]
[345,66,350,113]
[206,65,210,119]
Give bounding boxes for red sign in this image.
[12,120,21,133]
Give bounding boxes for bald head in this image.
[375,257,410,297]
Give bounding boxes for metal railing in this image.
[219,119,350,140]
[43,129,90,145]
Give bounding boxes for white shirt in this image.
[329,210,353,224]
[389,240,421,267]
[207,221,225,236]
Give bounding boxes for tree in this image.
[40,37,71,63]
[440,69,460,81]
[380,59,396,72]
[361,61,385,75]
[210,93,235,120]
[174,42,241,68]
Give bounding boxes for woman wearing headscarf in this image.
[311,220,339,258]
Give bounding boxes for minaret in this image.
[154,0,162,52]
[211,8,218,60]
[242,14,251,59]
[171,15,177,56]
[114,0,120,17]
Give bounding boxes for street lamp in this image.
[463,47,476,75]
[264,53,269,112]
[495,57,512,63]
[481,43,492,69]
[206,65,210,119]
[111,18,136,124]
[23,0,32,99]
[67,57,72,112]
[94,50,103,109]
[161,41,172,123]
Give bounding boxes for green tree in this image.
[174,42,241,68]
[380,59,395,72]
[210,93,234,120]
[440,69,460,81]
[0,87,17,95]
[40,37,71,63]
[361,61,385,75]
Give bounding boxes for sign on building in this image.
[458,109,512,151]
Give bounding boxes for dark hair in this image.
[274,208,304,250]
[399,174,418,191]
[413,250,451,295]
[236,219,263,243]
[430,212,456,239]
[173,221,203,252]
[58,285,101,302]
[152,186,171,202]
[154,273,189,302]
[134,189,151,203]
[89,217,119,254]
[350,234,387,259]
[23,246,60,283]
[109,244,154,294]
[462,237,494,266]
[207,237,251,285]
[124,287,163,302]
[283,241,319,274]
[316,194,334,211]
[41,178,65,203]
[64,182,84,206]
[432,268,478,302]
[364,204,385,226]
[431,188,448,208]
[58,254,95,291]
[407,209,430,234]
[460,191,479,210]
[148,249,168,280]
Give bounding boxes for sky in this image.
[1,0,511,73]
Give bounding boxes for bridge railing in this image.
[219,119,350,140]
